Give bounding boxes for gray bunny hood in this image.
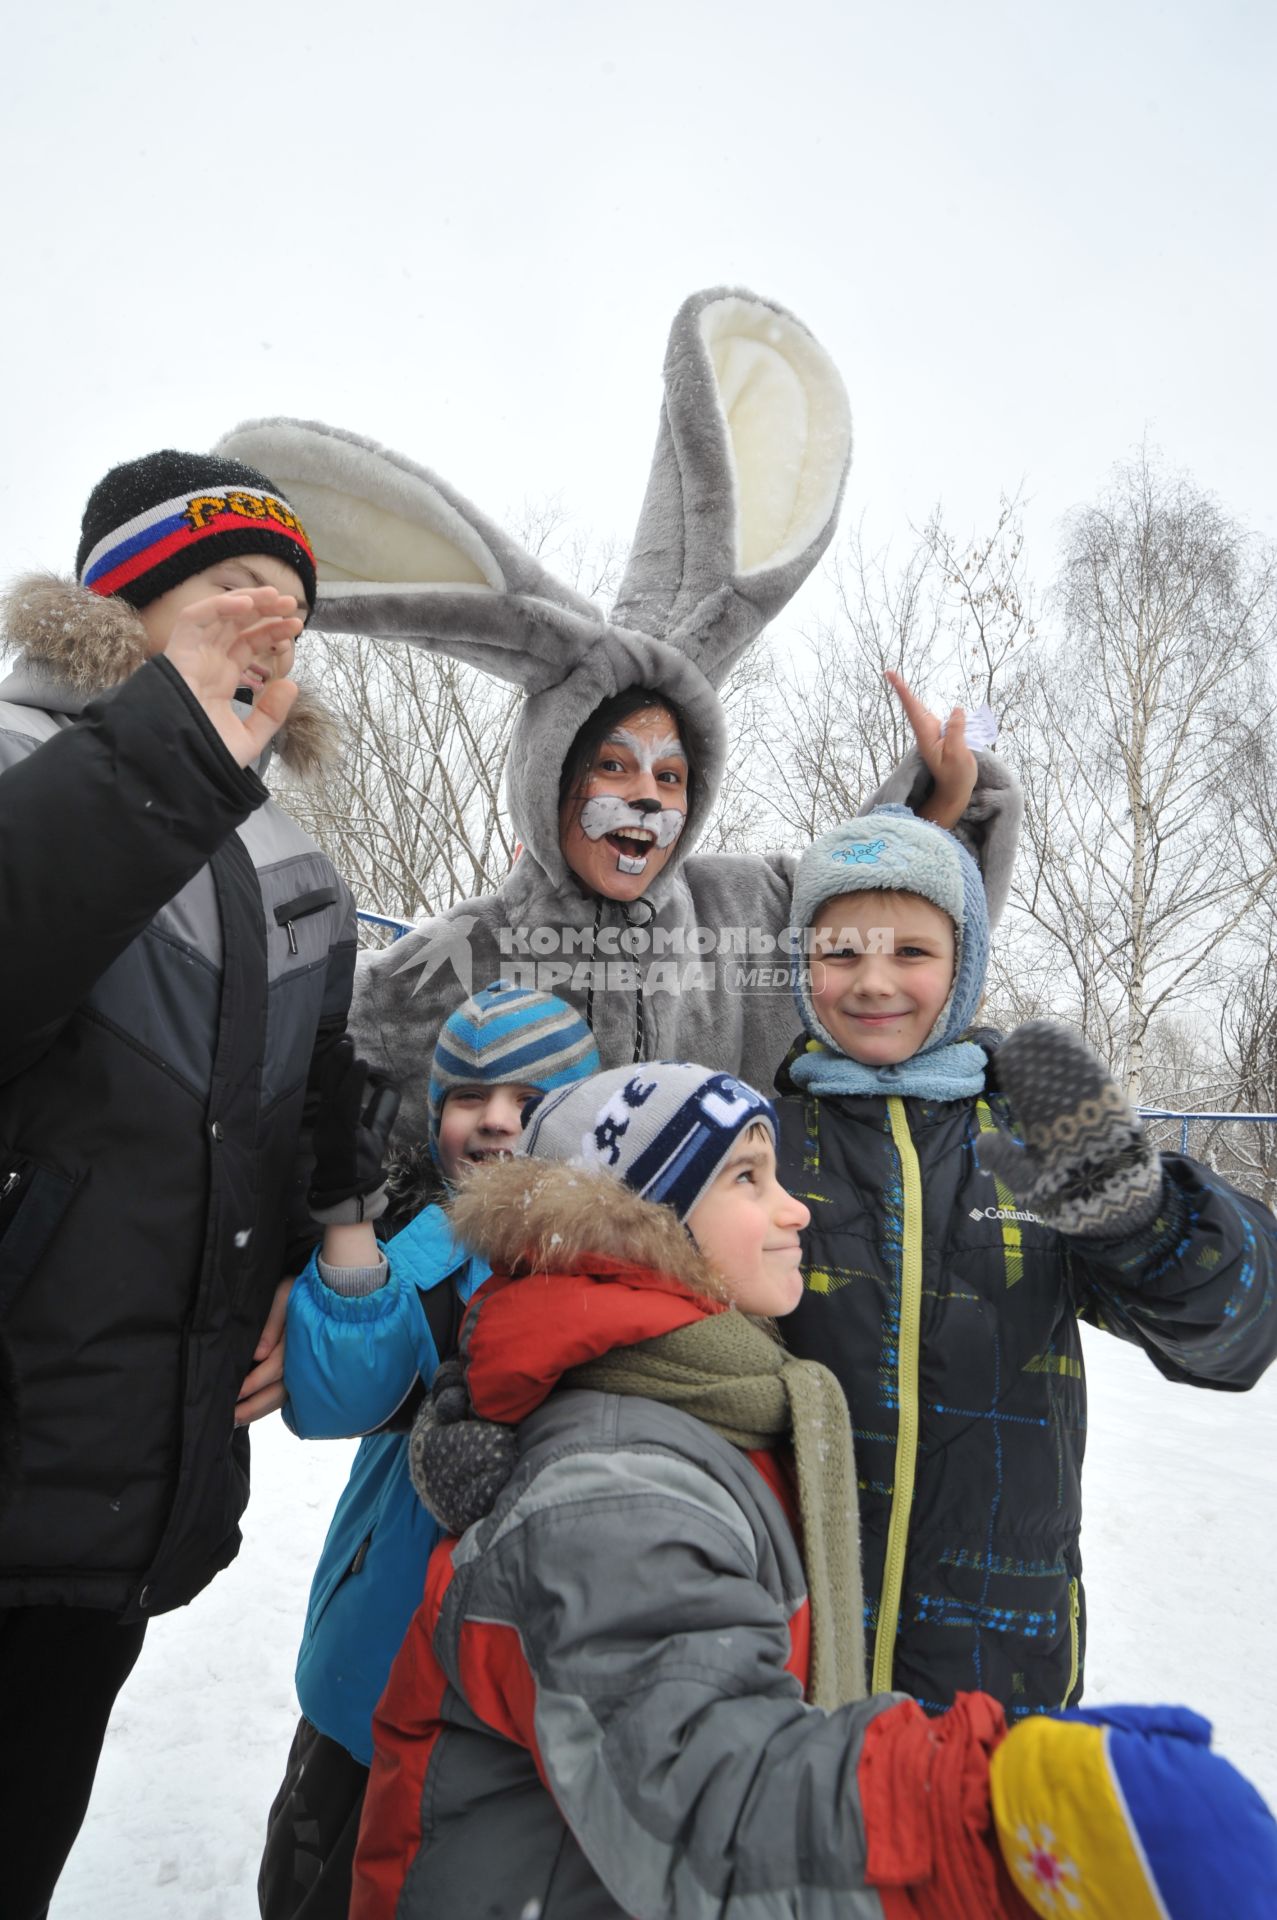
[217,288,853,890]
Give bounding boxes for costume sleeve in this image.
[429,1444,904,1919]
[0,656,267,1083]
[1073,1155,1277,1389]
[346,905,478,1151]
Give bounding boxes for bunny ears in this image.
[216,288,852,697]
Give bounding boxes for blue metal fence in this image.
[356,909,416,942]
[1137,1109,1277,1155]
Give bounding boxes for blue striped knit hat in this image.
[428,982,599,1162]
[789,805,990,1058]
[521,1062,777,1223]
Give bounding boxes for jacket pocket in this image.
[274,888,338,956]
[307,1531,374,1640]
[0,1151,80,1315]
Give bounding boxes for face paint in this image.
[558,705,690,900]
[608,726,685,774]
[579,794,686,873]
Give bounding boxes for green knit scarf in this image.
[566,1310,866,1711]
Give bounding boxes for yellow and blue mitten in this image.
[991,1704,1277,1918]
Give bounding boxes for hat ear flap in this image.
[214,419,604,695]
[610,289,852,688]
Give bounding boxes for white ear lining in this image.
[220,422,507,592]
[697,297,851,578]
[285,478,502,591]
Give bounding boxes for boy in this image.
[0,451,354,1918]
[259,982,599,1920]
[354,1062,1276,1920]
[776,805,1277,1715]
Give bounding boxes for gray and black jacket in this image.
[0,577,356,1619]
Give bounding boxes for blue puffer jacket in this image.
[283,1204,488,1765]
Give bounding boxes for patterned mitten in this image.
[991,1704,1277,1920]
[978,1022,1163,1239]
[408,1358,518,1535]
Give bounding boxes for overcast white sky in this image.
[4,0,1274,615]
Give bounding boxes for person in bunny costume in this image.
[219,288,1022,1142]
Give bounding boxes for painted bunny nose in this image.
[631,797,661,815]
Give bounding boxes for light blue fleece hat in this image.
[789,806,990,1060]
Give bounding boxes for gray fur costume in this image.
[220,290,1022,1140]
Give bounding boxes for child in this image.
[775,806,1277,1716]
[351,1062,1277,1920]
[258,982,599,1920]
[0,450,354,1917]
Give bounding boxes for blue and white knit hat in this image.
[428,982,599,1159]
[522,1062,777,1223]
[789,805,990,1058]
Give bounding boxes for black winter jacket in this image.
[0,579,356,1619]
[774,1044,1277,1719]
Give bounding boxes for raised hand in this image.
[885,670,978,828]
[308,1037,402,1226]
[163,586,303,768]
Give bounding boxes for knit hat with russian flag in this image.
[75,450,317,612]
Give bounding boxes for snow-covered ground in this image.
[55,1323,1277,1917]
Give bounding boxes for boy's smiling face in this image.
[685,1128,810,1317]
[436,1083,543,1183]
[807,891,957,1066]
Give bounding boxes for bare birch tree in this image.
[728,499,1037,848]
[1007,448,1277,1100]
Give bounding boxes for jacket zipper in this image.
[1061,1577,1081,1706]
[872,1096,925,1694]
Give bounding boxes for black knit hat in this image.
[75,449,317,612]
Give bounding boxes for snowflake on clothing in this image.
[1011,1825,1082,1912]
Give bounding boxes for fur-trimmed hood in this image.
[449,1158,735,1426]
[449,1157,723,1299]
[0,573,342,779]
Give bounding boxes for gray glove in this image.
[977,1022,1164,1239]
[408,1358,518,1535]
